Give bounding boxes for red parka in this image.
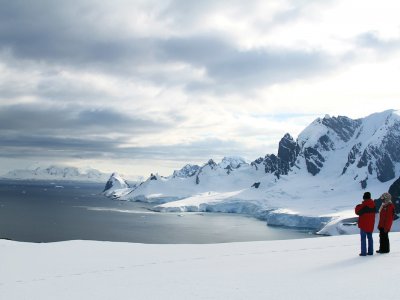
[355,199,376,233]
[378,203,395,232]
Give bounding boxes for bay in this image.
[0,180,315,243]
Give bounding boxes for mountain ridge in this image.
[102,110,400,234]
[2,165,111,182]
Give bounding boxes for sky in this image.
[0,0,399,179]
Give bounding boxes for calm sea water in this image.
[0,180,315,244]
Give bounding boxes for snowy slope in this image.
[2,234,400,299]
[103,110,400,234]
[2,165,111,182]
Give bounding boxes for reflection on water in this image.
[0,180,316,244]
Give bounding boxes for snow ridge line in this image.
[0,242,360,287]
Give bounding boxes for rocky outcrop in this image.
[321,115,361,142]
[196,159,217,184]
[251,133,300,178]
[303,147,325,176]
[173,164,200,178]
[389,177,400,202]
[278,133,300,174]
[103,173,130,196]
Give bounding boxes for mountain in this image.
[250,109,400,188]
[103,110,400,234]
[103,173,132,197]
[2,165,111,182]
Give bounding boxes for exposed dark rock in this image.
[251,182,261,188]
[207,159,217,169]
[250,157,264,171]
[360,178,368,189]
[321,115,361,142]
[389,177,400,205]
[225,165,233,174]
[249,133,301,178]
[342,143,361,174]
[384,122,400,161]
[304,147,325,175]
[277,133,299,174]
[317,135,335,151]
[103,173,130,193]
[173,164,200,178]
[264,154,279,174]
[368,162,373,175]
[376,154,395,182]
[195,159,217,184]
[150,173,157,180]
[357,143,396,183]
[357,149,370,168]
[103,179,114,192]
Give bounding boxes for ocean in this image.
[0,180,315,243]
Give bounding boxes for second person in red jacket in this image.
[377,192,395,254]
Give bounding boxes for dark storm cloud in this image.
[160,35,334,91]
[0,0,157,74]
[0,132,250,165]
[0,104,174,134]
[0,134,120,160]
[0,0,342,95]
[0,102,191,162]
[0,134,116,152]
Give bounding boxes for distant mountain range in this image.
[102,110,400,233]
[2,165,111,182]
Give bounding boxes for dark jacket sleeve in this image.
[355,204,363,215]
[356,204,375,216]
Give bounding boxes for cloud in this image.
[0,1,159,76]
[160,34,339,93]
[0,104,175,135]
[356,32,400,54]
[0,0,345,96]
[0,0,399,176]
[0,133,260,165]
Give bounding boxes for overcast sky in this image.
[1,0,399,178]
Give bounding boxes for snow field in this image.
[2,233,400,299]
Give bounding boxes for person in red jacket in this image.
[355,192,376,256]
[376,192,395,254]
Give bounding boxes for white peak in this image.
[297,119,328,148]
[219,156,247,169]
[103,172,130,195]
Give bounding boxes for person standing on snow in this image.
[355,192,376,256]
[376,192,395,254]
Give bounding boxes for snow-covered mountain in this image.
[103,172,131,197]
[252,109,400,187]
[2,165,111,182]
[103,110,400,234]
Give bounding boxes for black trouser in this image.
[379,228,390,253]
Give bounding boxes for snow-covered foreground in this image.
[2,234,400,299]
